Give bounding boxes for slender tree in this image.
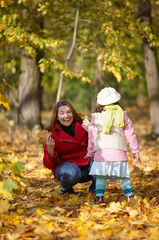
[139,0,159,139]
[56,0,81,102]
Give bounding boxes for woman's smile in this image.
[57,105,74,127]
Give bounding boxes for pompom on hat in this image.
[97,87,121,105]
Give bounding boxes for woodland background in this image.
[0,0,159,239]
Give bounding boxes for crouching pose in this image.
[43,100,95,194]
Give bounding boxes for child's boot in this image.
[94,196,104,203]
[127,195,134,202]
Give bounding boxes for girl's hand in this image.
[84,155,93,160]
[82,118,90,132]
[133,153,141,164]
[46,135,55,156]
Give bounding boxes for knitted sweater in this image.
[86,111,140,162]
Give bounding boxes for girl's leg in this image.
[120,178,133,198]
[96,176,106,196]
[55,162,82,193]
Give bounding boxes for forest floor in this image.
[0,105,159,240]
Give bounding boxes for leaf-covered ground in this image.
[0,105,159,240]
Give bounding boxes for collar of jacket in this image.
[52,121,88,144]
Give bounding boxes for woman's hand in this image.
[46,135,55,157]
[82,118,90,132]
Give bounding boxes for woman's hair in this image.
[47,100,83,130]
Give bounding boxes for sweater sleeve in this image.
[124,112,140,154]
[86,121,95,157]
[43,146,58,169]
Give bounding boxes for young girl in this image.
[85,87,141,203]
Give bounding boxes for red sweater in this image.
[43,122,90,176]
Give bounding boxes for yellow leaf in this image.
[1,1,7,8]
[58,231,72,238]
[0,182,12,198]
[0,199,10,214]
[0,92,10,111]
[41,221,54,232]
[104,229,112,236]
[145,166,153,173]
[128,209,139,218]
[79,211,90,221]
[10,216,20,225]
[2,79,16,91]
[6,233,20,240]
[107,66,122,82]
[148,227,159,240]
[17,209,24,214]
[126,231,138,237]
[36,208,45,216]
[0,23,6,31]
[107,201,122,213]
[34,225,50,235]
[112,68,122,82]
[25,217,34,224]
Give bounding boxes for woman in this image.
[43,100,95,194]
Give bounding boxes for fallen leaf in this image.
[0,199,10,214]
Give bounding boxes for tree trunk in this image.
[91,58,103,111]
[139,0,159,139]
[56,0,81,102]
[17,50,43,129]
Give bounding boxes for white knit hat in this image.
[97,87,121,105]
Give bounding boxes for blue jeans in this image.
[55,161,96,193]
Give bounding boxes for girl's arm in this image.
[85,122,95,158]
[124,112,141,163]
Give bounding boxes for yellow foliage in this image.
[0,92,10,110]
[0,182,12,198]
[0,199,10,214]
[36,208,45,216]
[0,23,6,31]
[107,201,122,213]
[108,66,122,82]
[37,129,52,145]
[1,0,14,7]
[0,106,159,239]
[10,216,20,225]
[128,209,139,218]
[2,78,16,91]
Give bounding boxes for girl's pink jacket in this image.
[86,112,140,162]
[43,122,90,175]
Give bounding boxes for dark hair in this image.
[94,102,121,113]
[95,104,105,113]
[47,100,83,130]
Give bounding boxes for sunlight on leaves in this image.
[0,199,10,214]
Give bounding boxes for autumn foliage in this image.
[37,129,52,145]
[0,106,159,240]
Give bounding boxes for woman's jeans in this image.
[55,160,96,193]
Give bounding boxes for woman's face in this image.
[57,105,74,127]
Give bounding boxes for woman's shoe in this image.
[60,187,75,194]
[94,196,104,203]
